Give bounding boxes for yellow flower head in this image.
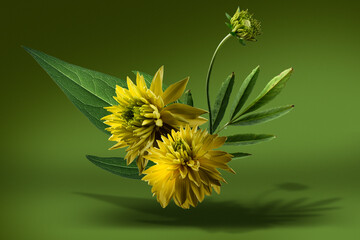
[102,66,208,173]
[142,125,235,209]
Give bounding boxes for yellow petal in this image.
[162,77,189,105]
[150,66,164,96]
[136,72,147,91]
[184,117,208,127]
[109,141,127,150]
[162,103,208,126]
[127,77,142,98]
[163,103,208,117]
[161,111,188,127]
[136,155,148,174]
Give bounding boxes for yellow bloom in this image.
[102,66,208,173]
[142,125,235,209]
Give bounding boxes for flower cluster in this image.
[102,67,208,173]
[103,67,234,208]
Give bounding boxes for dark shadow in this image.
[74,186,341,233]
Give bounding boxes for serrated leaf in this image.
[212,73,235,132]
[86,155,154,179]
[224,134,276,145]
[184,90,194,107]
[241,68,293,116]
[230,152,252,159]
[230,66,260,120]
[231,105,294,126]
[24,46,126,135]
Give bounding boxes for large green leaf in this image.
[240,68,293,116]
[231,105,294,126]
[229,66,260,120]
[24,47,126,135]
[230,152,252,159]
[184,90,194,107]
[224,133,276,145]
[212,73,235,132]
[86,155,144,179]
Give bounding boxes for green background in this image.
[2,0,360,239]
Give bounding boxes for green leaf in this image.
[231,105,294,126]
[239,39,246,46]
[230,152,252,159]
[224,134,276,145]
[24,46,126,135]
[225,22,232,30]
[184,90,194,107]
[212,73,235,132]
[229,66,260,120]
[225,12,232,21]
[86,155,144,179]
[240,68,293,116]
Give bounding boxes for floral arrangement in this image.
[24,7,294,209]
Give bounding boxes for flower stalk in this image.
[206,33,232,134]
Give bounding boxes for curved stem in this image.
[206,33,232,134]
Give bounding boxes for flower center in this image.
[173,139,187,152]
[172,138,199,169]
[122,106,136,122]
[121,99,163,128]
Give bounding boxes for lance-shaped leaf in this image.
[184,90,194,106]
[225,12,232,21]
[230,152,252,159]
[24,47,126,135]
[212,73,235,132]
[240,68,293,116]
[229,66,260,120]
[225,22,232,30]
[224,133,275,145]
[231,105,294,126]
[86,155,144,179]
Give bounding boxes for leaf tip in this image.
[22,45,33,54]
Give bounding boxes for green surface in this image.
[2,0,360,239]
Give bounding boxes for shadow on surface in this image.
[75,185,340,233]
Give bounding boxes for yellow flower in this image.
[142,125,235,209]
[102,66,208,173]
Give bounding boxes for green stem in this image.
[206,33,232,134]
[214,121,230,135]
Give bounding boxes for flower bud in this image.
[226,7,261,42]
